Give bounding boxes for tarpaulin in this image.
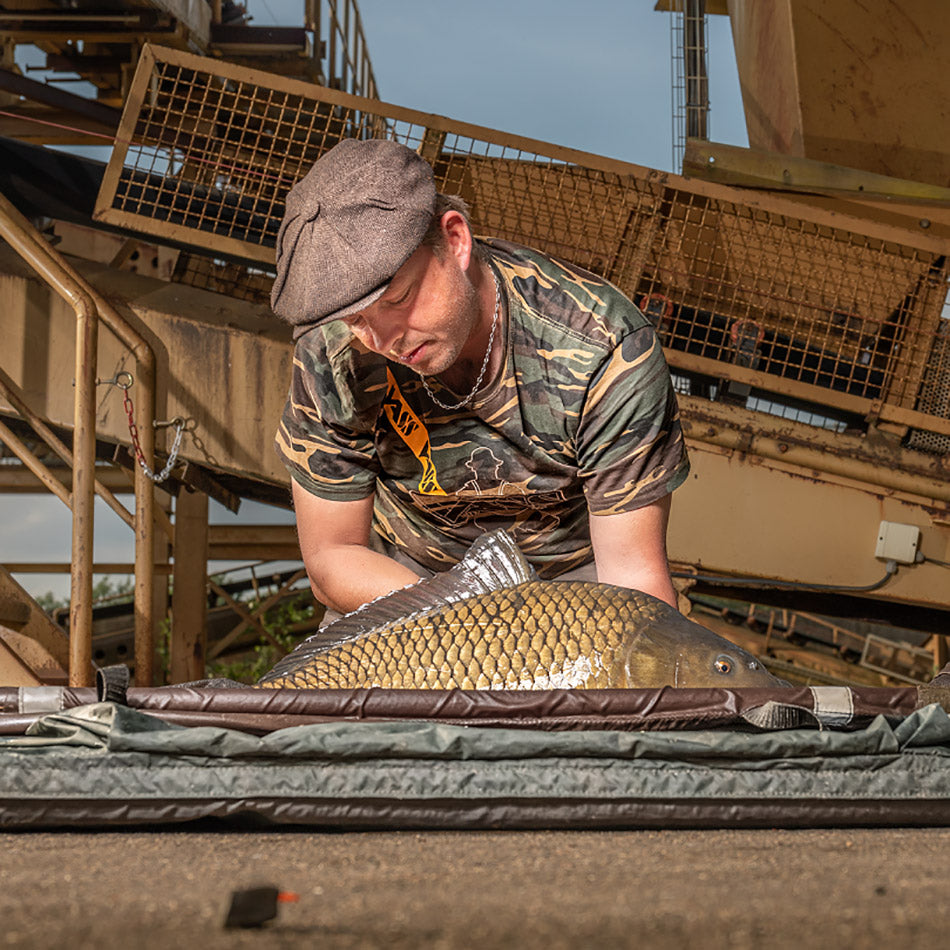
[4,701,950,830]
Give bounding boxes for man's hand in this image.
[292,481,420,614]
[588,495,679,608]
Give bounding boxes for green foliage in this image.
[205,591,318,685]
[34,575,135,615]
[156,615,172,684]
[92,575,135,602]
[33,590,66,613]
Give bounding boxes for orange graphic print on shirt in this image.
[381,368,446,496]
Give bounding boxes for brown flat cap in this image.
[270,138,436,331]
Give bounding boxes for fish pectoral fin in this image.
[449,529,538,590]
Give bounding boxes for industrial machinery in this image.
[0,1,947,689]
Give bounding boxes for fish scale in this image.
[261,581,634,690]
[258,530,783,690]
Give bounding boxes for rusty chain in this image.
[107,373,184,483]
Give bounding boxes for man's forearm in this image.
[589,496,680,610]
[305,543,422,615]
[597,561,678,609]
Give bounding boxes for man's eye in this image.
[385,288,411,307]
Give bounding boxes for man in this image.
[271,138,689,616]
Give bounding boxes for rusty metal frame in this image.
[0,192,160,687]
[860,634,935,685]
[678,394,950,504]
[94,44,950,452]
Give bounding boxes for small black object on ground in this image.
[224,885,299,928]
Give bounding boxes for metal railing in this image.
[306,0,381,99]
[0,192,163,687]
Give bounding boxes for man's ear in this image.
[440,210,473,271]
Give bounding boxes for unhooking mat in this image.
[3,701,950,829]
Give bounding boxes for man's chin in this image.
[415,350,457,378]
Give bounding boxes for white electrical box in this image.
[875,521,920,564]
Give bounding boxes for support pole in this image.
[70,274,98,686]
[169,489,209,683]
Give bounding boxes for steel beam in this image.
[0,67,121,130]
[683,140,950,203]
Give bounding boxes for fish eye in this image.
[714,655,733,675]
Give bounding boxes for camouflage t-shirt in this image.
[275,238,689,578]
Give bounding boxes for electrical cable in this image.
[671,559,898,594]
[918,554,950,569]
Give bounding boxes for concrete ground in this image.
[1,827,946,949]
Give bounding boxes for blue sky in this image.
[353,0,747,170]
[1,1,749,599]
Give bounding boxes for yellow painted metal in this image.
[91,44,950,456]
[678,395,950,504]
[149,0,212,41]
[3,35,950,629]
[0,636,43,687]
[3,563,173,575]
[726,0,950,188]
[654,1,730,15]
[689,609,899,688]
[0,466,132,493]
[668,441,950,608]
[0,108,118,147]
[0,243,293,487]
[3,242,950,611]
[0,630,68,686]
[206,525,300,561]
[0,1,378,123]
[0,365,135,528]
[70,255,97,687]
[683,140,950,204]
[669,352,950,443]
[0,417,72,509]
[8,246,950,512]
[207,568,307,661]
[0,194,98,685]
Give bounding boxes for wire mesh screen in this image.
[638,193,938,406]
[906,316,950,454]
[96,44,950,449]
[172,253,275,305]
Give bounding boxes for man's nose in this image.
[364,316,401,355]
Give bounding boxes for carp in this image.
[258,531,782,690]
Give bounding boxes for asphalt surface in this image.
[2,827,947,949]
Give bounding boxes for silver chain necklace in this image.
[420,270,501,411]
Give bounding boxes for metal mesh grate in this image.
[172,253,275,305]
[637,194,932,404]
[906,316,950,454]
[96,44,950,451]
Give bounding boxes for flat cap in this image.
[270,139,436,331]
